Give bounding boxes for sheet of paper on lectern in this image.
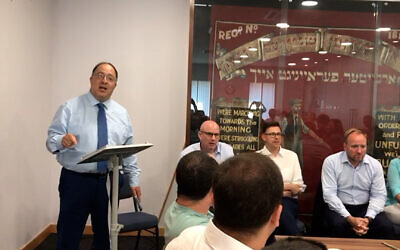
[78,143,153,164]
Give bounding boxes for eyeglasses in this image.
[200,131,220,138]
[264,132,283,137]
[94,72,117,83]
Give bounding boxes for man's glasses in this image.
[264,132,283,137]
[94,72,117,83]
[200,131,220,138]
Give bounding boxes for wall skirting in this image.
[20,224,164,250]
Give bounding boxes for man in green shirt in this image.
[163,151,218,244]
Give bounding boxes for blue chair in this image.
[118,173,160,250]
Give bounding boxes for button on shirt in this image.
[46,92,141,186]
[179,142,234,164]
[321,151,386,219]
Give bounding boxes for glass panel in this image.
[190,0,400,228]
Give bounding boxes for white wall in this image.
[0,0,189,249]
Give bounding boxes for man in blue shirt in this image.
[46,62,141,250]
[321,128,393,239]
[180,120,234,164]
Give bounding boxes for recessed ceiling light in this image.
[341,41,352,46]
[248,47,258,52]
[318,50,328,54]
[301,57,310,61]
[368,46,374,50]
[337,55,341,58]
[376,27,391,32]
[240,54,249,59]
[324,59,329,61]
[276,23,290,29]
[259,37,271,42]
[301,1,318,7]
[351,51,356,54]
[304,64,308,67]
[288,62,296,66]
[233,59,241,64]
[314,62,318,64]
[393,40,399,43]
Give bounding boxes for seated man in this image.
[163,151,218,244]
[166,152,283,250]
[321,128,394,239]
[180,120,234,163]
[257,121,305,235]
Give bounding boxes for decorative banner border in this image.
[215,32,400,80]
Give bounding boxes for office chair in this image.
[118,173,160,250]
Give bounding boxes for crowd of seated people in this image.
[163,120,399,249]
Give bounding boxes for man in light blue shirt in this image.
[321,128,393,239]
[46,62,141,250]
[180,120,234,164]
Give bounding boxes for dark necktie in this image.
[97,103,108,173]
[294,115,298,133]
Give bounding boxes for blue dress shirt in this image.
[321,151,386,219]
[179,142,234,164]
[46,92,141,186]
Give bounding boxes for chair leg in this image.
[155,226,160,250]
[135,230,141,250]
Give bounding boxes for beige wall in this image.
[0,0,189,249]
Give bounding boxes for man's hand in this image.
[62,133,77,148]
[283,183,301,196]
[346,216,369,236]
[131,186,142,202]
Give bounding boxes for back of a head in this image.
[264,237,327,250]
[212,152,283,234]
[176,151,218,200]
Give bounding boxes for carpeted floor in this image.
[35,233,165,250]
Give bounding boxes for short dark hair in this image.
[261,121,281,134]
[92,62,118,80]
[212,152,283,234]
[176,151,218,200]
[264,237,327,250]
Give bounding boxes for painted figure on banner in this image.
[280,98,325,166]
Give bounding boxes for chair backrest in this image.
[119,173,133,200]
[118,173,143,212]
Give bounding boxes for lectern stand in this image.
[78,143,153,250]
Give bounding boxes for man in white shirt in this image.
[257,121,305,235]
[180,120,234,164]
[166,152,283,250]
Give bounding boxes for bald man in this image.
[180,120,234,164]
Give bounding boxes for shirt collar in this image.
[262,145,283,157]
[340,151,366,167]
[87,92,111,109]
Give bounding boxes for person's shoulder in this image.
[363,154,382,168]
[219,141,233,149]
[322,151,343,167]
[108,99,128,112]
[180,143,200,158]
[166,225,207,250]
[389,157,400,167]
[280,147,297,157]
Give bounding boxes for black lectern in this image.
[79,143,153,250]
